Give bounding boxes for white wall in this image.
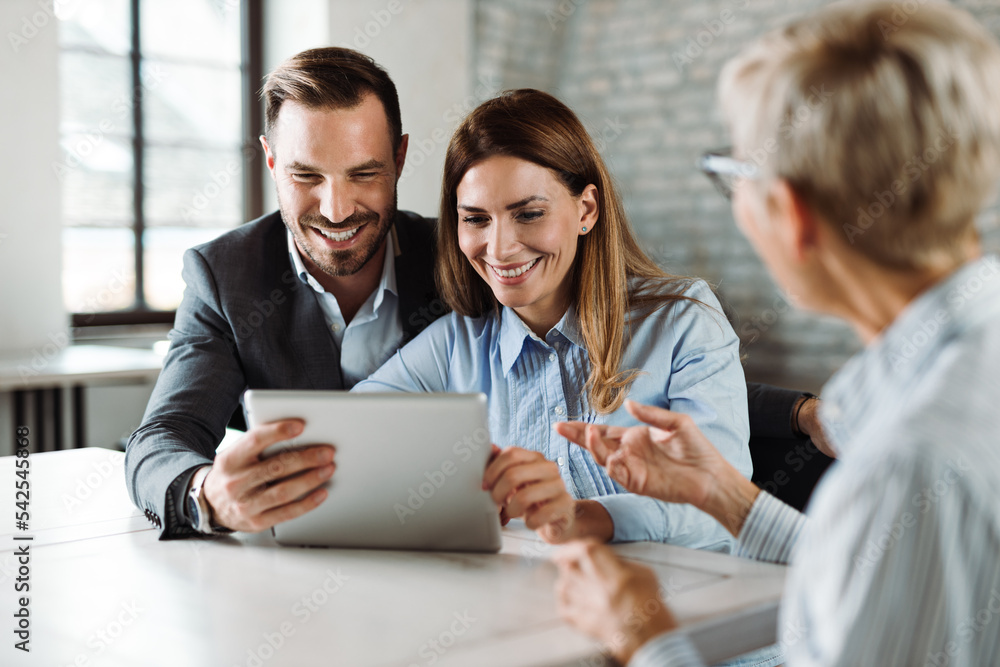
[327,0,475,218]
[0,0,66,354]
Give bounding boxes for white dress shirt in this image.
[632,255,1000,667]
[287,228,403,387]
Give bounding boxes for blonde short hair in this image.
[719,1,1000,270]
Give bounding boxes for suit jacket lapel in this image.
[393,212,441,342]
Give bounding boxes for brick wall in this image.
[473,0,1000,392]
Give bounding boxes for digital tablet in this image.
[244,390,502,552]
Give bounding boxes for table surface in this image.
[0,448,786,667]
[0,345,163,391]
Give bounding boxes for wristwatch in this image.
[187,466,229,533]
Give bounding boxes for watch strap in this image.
[188,466,231,534]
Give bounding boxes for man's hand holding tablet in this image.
[202,419,336,533]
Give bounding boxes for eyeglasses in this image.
[698,148,759,200]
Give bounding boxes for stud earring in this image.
[581,226,588,232]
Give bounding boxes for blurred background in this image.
[2,0,999,453]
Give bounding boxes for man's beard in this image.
[279,192,397,278]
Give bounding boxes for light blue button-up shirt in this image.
[287,229,403,387]
[355,279,751,550]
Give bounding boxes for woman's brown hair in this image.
[437,89,702,414]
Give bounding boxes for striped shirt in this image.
[355,279,752,551]
[631,255,1000,666]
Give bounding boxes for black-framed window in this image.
[58,0,262,327]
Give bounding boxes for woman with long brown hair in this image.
[356,89,751,550]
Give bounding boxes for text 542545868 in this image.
[13,425,32,653]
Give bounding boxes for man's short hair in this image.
[720,1,1000,270]
[262,47,402,151]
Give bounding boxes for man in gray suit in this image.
[125,47,442,538]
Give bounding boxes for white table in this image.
[0,345,163,450]
[0,449,786,667]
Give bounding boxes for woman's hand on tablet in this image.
[487,445,511,526]
[203,419,336,533]
[483,447,613,544]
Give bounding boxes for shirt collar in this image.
[286,227,398,304]
[498,303,585,376]
[821,254,1000,454]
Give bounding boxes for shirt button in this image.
[554,406,565,416]
[331,323,342,333]
[557,456,566,466]
[548,353,557,362]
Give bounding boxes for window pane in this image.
[59,51,132,135]
[143,61,242,146]
[57,0,130,56]
[63,228,136,312]
[60,134,134,227]
[144,146,244,228]
[140,0,241,66]
[144,227,232,310]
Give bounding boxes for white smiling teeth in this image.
[317,227,359,242]
[491,258,538,278]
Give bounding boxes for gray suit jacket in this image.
[125,210,441,538]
